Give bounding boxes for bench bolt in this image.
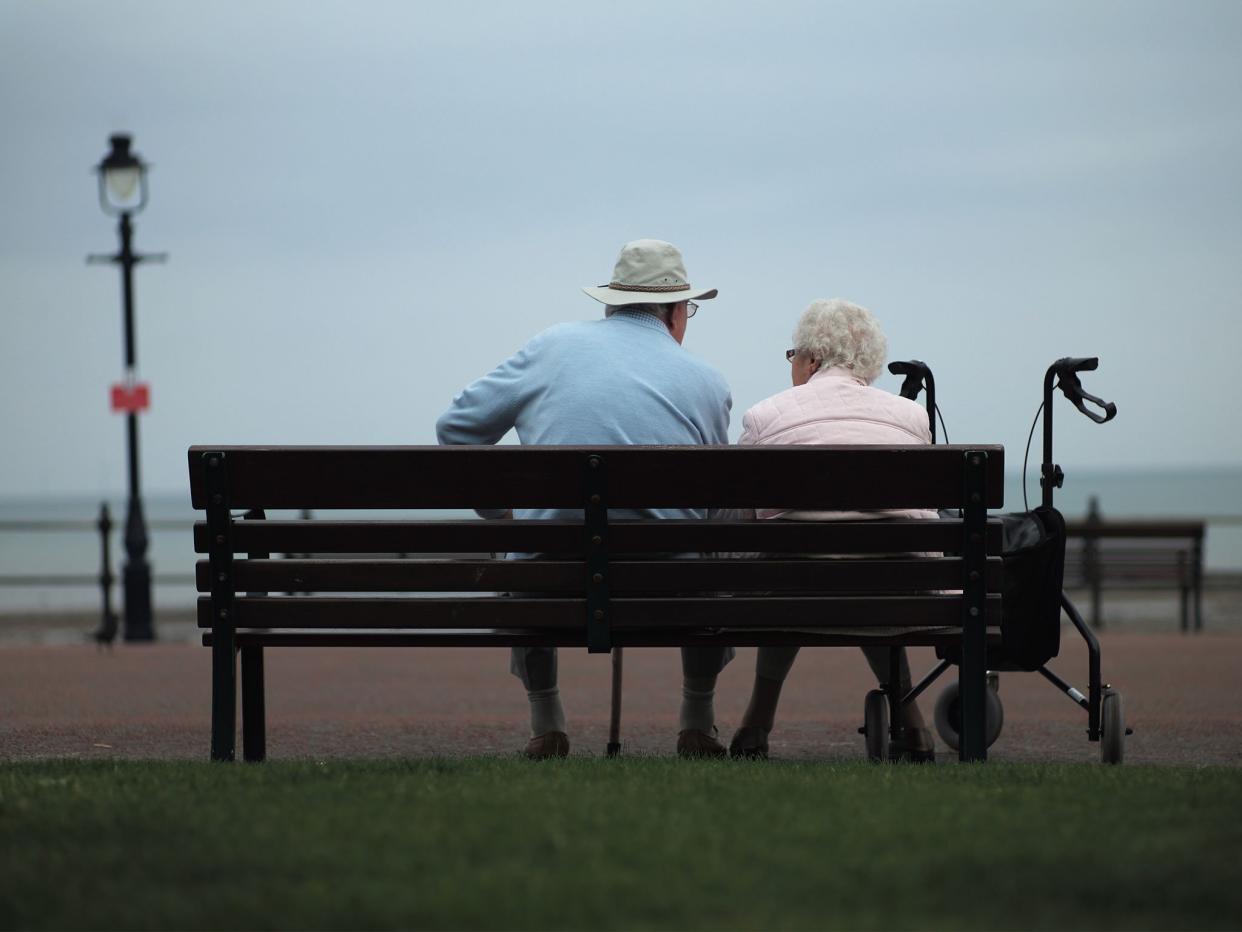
[591,535,602,545]
[589,494,601,505]
[593,609,604,620]
[969,607,979,617]
[592,573,603,584]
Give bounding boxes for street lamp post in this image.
[88,134,166,642]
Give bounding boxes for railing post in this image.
[94,502,119,645]
[1085,496,1102,630]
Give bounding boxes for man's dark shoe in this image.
[677,728,727,758]
[524,731,570,759]
[728,725,770,760]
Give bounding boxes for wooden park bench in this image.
[1064,517,1205,631]
[188,444,1005,764]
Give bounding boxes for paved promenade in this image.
[2,627,1239,765]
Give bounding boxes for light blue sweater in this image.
[435,308,732,521]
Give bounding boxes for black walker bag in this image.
[938,505,1066,671]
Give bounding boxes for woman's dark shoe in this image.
[889,726,936,763]
[729,725,770,760]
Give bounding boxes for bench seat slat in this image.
[206,628,1004,649]
[198,557,1004,594]
[198,593,1002,629]
[194,518,1004,555]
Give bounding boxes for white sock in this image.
[527,686,566,737]
[679,676,717,733]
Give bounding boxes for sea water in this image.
[1,467,1240,613]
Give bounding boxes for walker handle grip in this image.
[1055,356,1099,375]
[888,360,930,402]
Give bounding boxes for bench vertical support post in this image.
[241,509,268,763]
[204,452,237,762]
[1178,551,1189,633]
[583,454,612,654]
[958,451,989,762]
[1192,534,1204,632]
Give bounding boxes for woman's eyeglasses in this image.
[785,348,798,362]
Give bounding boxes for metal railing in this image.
[0,503,194,644]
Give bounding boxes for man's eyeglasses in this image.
[686,300,698,318]
[785,348,798,362]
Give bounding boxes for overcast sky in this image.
[2,0,1241,499]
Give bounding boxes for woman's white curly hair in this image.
[792,298,887,383]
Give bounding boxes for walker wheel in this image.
[863,690,889,762]
[1100,689,1125,765]
[933,680,1004,752]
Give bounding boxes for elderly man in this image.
[435,239,733,759]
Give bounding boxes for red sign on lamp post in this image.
[110,382,150,413]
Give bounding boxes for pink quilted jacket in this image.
[739,366,936,521]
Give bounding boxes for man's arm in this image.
[435,339,538,446]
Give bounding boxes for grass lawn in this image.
[1,758,1240,931]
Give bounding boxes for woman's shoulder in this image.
[740,383,811,439]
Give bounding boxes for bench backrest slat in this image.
[188,445,1005,511]
[194,518,1004,555]
[195,556,1005,594]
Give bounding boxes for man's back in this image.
[436,308,730,520]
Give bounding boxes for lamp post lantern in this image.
[88,133,166,642]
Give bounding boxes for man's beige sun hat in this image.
[582,239,718,305]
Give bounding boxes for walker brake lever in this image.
[1054,358,1117,424]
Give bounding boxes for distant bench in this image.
[188,444,1005,764]
[1064,518,1205,631]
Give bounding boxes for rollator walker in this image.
[865,356,1128,764]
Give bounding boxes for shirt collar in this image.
[811,365,867,386]
[606,307,674,338]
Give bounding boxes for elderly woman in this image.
[728,298,937,762]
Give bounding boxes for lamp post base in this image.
[123,561,155,642]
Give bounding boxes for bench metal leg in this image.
[210,633,236,761]
[959,623,987,761]
[241,645,266,763]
